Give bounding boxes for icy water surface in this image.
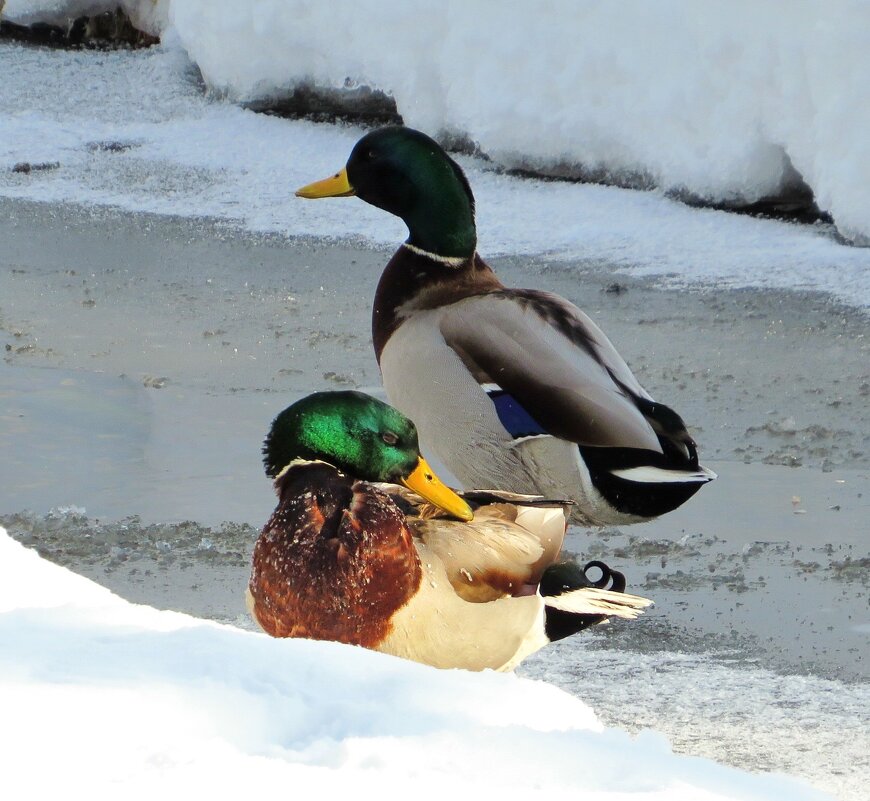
[522,634,869,801]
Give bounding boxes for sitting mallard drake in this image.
[247,391,651,671]
[296,127,716,526]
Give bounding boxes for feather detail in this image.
[439,291,664,451]
[375,484,570,602]
[487,387,550,439]
[609,465,718,483]
[544,586,653,619]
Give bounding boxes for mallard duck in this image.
[247,391,651,671]
[296,127,716,526]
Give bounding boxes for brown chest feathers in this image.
[249,464,422,648]
[372,246,503,360]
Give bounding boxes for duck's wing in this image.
[375,483,570,602]
[433,492,570,589]
[417,499,569,603]
[413,513,544,602]
[439,289,694,457]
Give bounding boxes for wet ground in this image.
[1,198,867,799]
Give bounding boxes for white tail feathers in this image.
[609,465,718,484]
[544,586,653,620]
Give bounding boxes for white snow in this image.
[167,0,870,246]
[0,526,835,799]
[4,1,870,246]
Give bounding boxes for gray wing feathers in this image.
[439,293,662,452]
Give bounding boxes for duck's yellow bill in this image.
[402,457,473,521]
[295,167,355,198]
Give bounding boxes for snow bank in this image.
[6,1,869,242]
[0,527,832,800]
[165,0,870,244]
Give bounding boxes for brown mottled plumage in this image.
[249,463,421,647]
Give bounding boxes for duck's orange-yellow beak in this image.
[295,167,355,198]
[401,457,473,521]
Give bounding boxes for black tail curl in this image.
[582,560,627,593]
[539,559,627,597]
[540,558,631,642]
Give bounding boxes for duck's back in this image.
[377,271,713,524]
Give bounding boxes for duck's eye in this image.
[381,432,399,446]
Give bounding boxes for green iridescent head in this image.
[296,126,477,259]
[263,391,473,520]
[263,391,419,481]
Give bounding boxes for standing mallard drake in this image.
[247,391,651,671]
[296,127,715,526]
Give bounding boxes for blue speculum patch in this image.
[487,389,549,439]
